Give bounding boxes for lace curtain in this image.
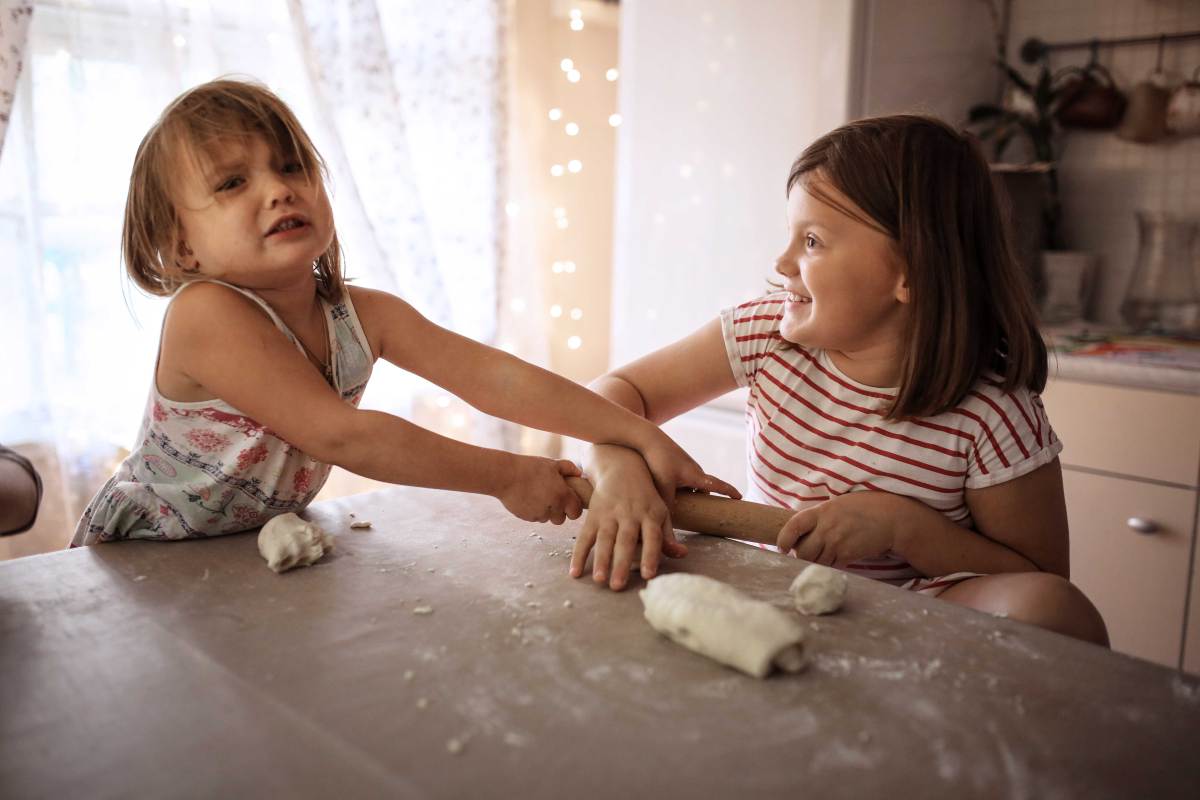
[0,0,511,557]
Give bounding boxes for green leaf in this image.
[999,61,1033,94]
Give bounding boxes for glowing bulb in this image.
[563,261,577,273]
[567,335,582,350]
[606,68,619,81]
[567,69,581,83]
[551,261,563,274]
[550,304,563,318]
[550,164,565,177]
[570,18,584,31]
[608,113,622,127]
[510,297,527,313]
[565,122,579,136]
[567,160,582,173]
[548,107,562,121]
[569,307,583,320]
[560,58,574,71]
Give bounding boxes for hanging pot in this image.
[1055,62,1126,129]
[1117,71,1172,143]
[1166,66,1200,136]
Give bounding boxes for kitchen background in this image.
[2,0,1199,672]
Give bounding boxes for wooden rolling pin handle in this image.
[565,476,791,547]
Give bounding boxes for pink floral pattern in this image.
[292,467,313,495]
[236,442,269,472]
[187,429,232,453]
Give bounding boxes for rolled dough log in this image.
[789,564,848,615]
[257,513,333,573]
[639,574,806,678]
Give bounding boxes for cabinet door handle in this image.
[1126,517,1160,534]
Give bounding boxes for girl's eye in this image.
[216,176,244,192]
[282,161,304,175]
[805,234,818,249]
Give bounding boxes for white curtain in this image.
[0,0,509,557]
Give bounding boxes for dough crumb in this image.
[201,568,209,581]
[413,606,434,615]
[563,600,573,609]
[527,601,540,608]
[350,520,373,530]
[416,697,429,709]
[789,564,848,615]
[258,513,334,574]
[524,582,534,588]
[403,670,415,681]
[133,575,147,582]
[446,737,464,755]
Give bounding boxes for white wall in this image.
[610,0,860,375]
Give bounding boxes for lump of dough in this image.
[789,564,848,615]
[639,573,806,679]
[257,513,333,573]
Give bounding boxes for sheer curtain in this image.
[0,0,511,558]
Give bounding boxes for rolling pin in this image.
[565,477,791,547]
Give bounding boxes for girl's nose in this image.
[264,176,295,207]
[774,252,798,277]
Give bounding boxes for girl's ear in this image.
[173,239,201,274]
[894,275,910,304]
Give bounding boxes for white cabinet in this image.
[1042,379,1200,670]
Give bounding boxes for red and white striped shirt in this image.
[720,293,1062,586]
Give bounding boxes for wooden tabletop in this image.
[2,485,1198,799]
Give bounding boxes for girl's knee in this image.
[1003,573,1110,648]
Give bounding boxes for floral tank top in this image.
[72,280,373,546]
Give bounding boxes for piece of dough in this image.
[639,574,806,678]
[257,513,333,573]
[789,564,848,615]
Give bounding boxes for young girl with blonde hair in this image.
[74,78,733,546]
[572,114,1107,646]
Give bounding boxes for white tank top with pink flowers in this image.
[72,280,373,546]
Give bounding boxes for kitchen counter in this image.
[2,485,1199,798]
[1045,327,1200,394]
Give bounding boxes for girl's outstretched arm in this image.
[349,287,738,503]
[162,283,582,523]
[572,317,743,590]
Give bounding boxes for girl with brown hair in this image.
[73,78,733,545]
[572,114,1107,646]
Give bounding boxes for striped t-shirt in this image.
[720,293,1062,586]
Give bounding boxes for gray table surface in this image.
[3,485,1199,799]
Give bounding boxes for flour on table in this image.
[257,513,333,573]
[789,564,848,615]
[413,605,434,615]
[349,520,372,530]
[639,573,806,679]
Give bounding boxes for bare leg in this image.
[937,572,1110,647]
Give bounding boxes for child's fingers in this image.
[704,473,742,500]
[555,459,583,477]
[638,519,665,578]
[662,520,688,559]
[569,520,597,578]
[792,528,825,564]
[777,508,817,552]
[608,520,641,591]
[591,520,618,585]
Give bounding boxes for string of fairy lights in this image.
[507,6,620,358]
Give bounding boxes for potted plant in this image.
[967,60,1097,324]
